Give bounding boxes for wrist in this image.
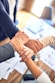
[9,40,15,50]
[25,57,31,63]
[15,31,30,44]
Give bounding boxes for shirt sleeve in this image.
[36,72,52,83]
[0,43,15,63]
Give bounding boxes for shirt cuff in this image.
[36,72,52,83]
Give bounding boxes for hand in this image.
[10,37,23,52]
[15,31,29,44]
[25,39,43,54]
[19,46,34,62]
[10,37,34,62]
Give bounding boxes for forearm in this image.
[25,36,55,78]
[25,58,42,79]
[40,36,55,48]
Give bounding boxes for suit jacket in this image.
[0,43,15,62]
[0,0,19,41]
[0,0,9,14]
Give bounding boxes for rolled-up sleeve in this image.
[0,43,15,63]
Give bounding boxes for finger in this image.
[34,41,41,51]
[20,51,32,62]
[19,47,30,57]
[11,39,19,50]
[20,48,32,57]
[20,47,34,62]
[36,40,43,48]
[19,47,27,57]
[26,41,37,53]
[31,40,43,52]
[19,46,29,53]
[19,49,25,57]
[35,40,43,50]
[20,57,28,62]
[11,39,23,52]
[20,54,28,62]
[22,48,34,58]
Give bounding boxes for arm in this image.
[0,0,44,53]
[10,38,52,83]
[17,43,52,83]
[0,1,55,55]
[15,32,43,54]
[0,1,30,44]
[0,43,15,62]
[25,58,42,78]
[40,36,55,48]
[10,36,55,59]
[0,1,18,39]
[10,35,55,59]
[25,36,55,54]
[25,58,52,83]
[0,37,24,63]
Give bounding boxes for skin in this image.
[10,37,42,78]
[10,36,55,79]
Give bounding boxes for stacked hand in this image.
[15,31,29,44]
[15,31,43,54]
[19,46,34,62]
[10,37,23,52]
[25,39,43,54]
[10,37,34,62]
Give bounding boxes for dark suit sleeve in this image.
[0,43,15,63]
[0,1,19,39]
[0,0,10,14]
